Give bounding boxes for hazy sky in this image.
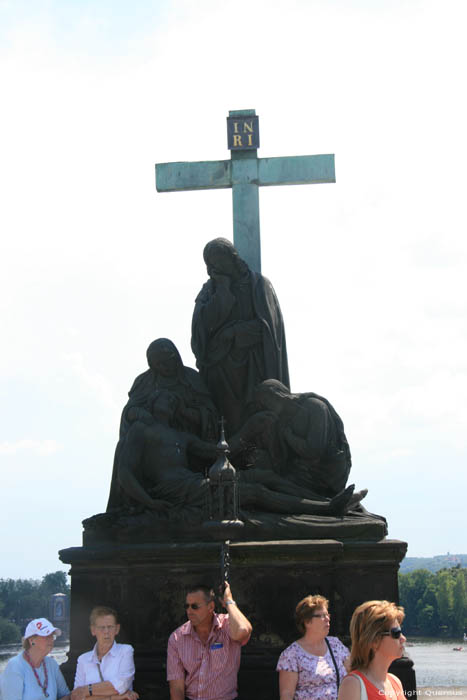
[1,0,466,579]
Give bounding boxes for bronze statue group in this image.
[107,238,368,524]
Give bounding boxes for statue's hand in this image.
[211,272,231,289]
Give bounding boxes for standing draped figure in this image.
[191,238,289,435]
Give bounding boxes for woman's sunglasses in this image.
[381,626,403,639]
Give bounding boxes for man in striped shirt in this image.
[167,583,252,700]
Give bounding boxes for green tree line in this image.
[399,565,467,637]
[0,571,69,644]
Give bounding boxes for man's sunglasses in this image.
[381,626,403,639]
[184,602,208,610]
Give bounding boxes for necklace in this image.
[24,651,49,697]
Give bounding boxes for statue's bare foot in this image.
[328,484,355,515]
[348,488,368,509]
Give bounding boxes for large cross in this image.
[155,109,335,273]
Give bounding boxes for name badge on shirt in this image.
[210,643,223,650]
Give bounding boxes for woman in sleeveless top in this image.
[277,594,349,700]
[338,600,406,700]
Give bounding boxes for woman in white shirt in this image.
[71,607,138,700]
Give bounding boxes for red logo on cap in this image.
[36,622,43,629]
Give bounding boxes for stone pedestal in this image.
[59,537,414,699]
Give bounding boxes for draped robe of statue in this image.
[279,392,351,496]
[255,380,351,497]
[119,343,217,441]
[191,269,289,435]
[107,339,218,511]
[110,389,357,518]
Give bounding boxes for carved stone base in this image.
[83,507,388,545]
[59,538,415,700]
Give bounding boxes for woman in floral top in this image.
[277,595,349,700]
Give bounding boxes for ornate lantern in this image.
[203,418,244,540]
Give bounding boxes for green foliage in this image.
[0,617,21,643]
[40,572,69,597]
[399,566,467,637]
[437,570,454,630]
[0,571,70,631]
[452,572,467,634]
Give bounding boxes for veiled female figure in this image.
[119,338,217,440]
[107,338,218,510]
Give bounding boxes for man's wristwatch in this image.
[225,600,236,606]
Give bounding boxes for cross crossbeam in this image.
[155,110,335,272]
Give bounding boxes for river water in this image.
[405,638,467,688]
[1,638,466,690]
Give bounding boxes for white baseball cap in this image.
[24,618,62,639]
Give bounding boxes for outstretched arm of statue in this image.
[118,464,170,511]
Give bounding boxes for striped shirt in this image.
[167,613,248,700]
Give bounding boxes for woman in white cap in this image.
[0,617,70,700]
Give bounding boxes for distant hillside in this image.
[400,553,467,573]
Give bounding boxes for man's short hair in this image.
[186,585,216,603]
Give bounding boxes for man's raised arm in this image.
[221,582,252,644]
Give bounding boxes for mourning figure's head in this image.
[147,338,182,378]
[254,379,295,413]
[203,238,248,279]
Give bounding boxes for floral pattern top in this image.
[276,636,349,700]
